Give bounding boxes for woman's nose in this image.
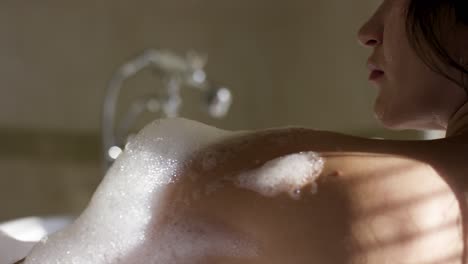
[357,18,383,48]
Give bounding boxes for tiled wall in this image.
[0,0,381,132]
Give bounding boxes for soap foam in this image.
[236,152,324,199]
[24,118,321,263]
[25,118,234,264]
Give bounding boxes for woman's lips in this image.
[367,60,384,82]
[369,70,385,81]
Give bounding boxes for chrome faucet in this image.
[101,49,232,168]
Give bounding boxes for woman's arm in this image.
[186,128,465,263]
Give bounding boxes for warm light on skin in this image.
[23,118,468,263]
[181,133,465,263]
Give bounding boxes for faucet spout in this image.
[101,49,232,169]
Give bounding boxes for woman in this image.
[22,0,468,263]
[184,0,468,262]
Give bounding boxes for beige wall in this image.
[0,0,387,132]
[1,1,422,221]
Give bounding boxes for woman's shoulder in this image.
[193,127,468,197]
[187,128,464,262]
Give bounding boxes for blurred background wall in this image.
[0,0,421,221]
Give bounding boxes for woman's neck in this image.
[446,100,468,138]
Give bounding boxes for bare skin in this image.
[22,112,468,263]
[21,124,468,264]
[166,116,467,264]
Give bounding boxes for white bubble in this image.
[236,152,324,199]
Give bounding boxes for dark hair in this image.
[406,0,468,93]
